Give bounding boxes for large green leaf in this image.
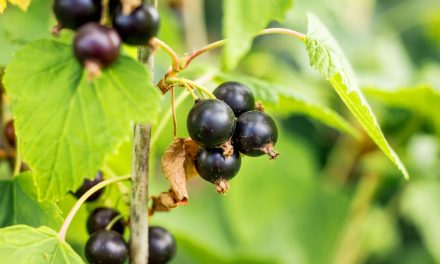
[222,0,293,70]
[0,225,85,263]
[4,39,161,200]
[216,73,359,138]
[305,14,409,179]
[0,172,63,229]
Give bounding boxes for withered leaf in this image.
[162,138,187,201]
[183,138,200,180]
[152,138,200,214]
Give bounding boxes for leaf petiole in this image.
[58,174,131,241]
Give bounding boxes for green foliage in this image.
[365,85,440,133]
[401,180,440,263]
[0,172,63,229]
[0,225,84,263]
[0,0,51,65]
[222,0,293,70]
[4,39,161,200]
[305,14,409,179]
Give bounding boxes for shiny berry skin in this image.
[195,148,241,183]
[73,23,121,68]
[4,120,15,147]
[149,226,177,264]
[213,82,255,117]
[187,99,236,148]
[85,230,128,264]
[233,111,278,157]
[113,4,160,45]
[53,0,102,30]
[87,207,125,235]
[73,171,104,202]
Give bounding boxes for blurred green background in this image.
[2,0,440,263]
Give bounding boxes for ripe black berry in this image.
[113,4,160,45]
[149,226,177,264]
[73,23,121,70]
[108,0,120,16]
[187,99,236,148]
[87,207,125,235]
[233,111,279,159]
[85,230,128,264]
[73,171,104,202]
[4,120,15,147]
[195,148,241,193]
[213,82,255,116]
[53,0,102,30]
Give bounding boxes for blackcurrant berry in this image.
[73,171,104,202]
[85,230,128,264]
[187,99,236,148]
[149,226,177,264]
[233,111,279,159]
[73,23,121,70]
[53,0,102,30]
[195,147,241,191]
[213,82,255,117]
[4,120,15,147]
[87,207,125,235]
[108,0,120,16]
[113,4,160,45]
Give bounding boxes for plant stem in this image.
[167,78,216,99]
[182,28,305,68]
[130,2,157,256]
[171,87,177,139]
[151,37,180,71]
[58,175,131,241]
[151,91,189,145]
[130,122,151,264]
[105,214,125,230]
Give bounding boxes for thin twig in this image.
[59,175,131,241]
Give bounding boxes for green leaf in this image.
[216,73,359,138]
[0,225,85,263]
[222,0,293,70]
[0,0,51,65]
[4,39,161,200]
[0,172,63,229]
[305,14,409,179]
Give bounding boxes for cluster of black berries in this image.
[53,0,159,70]
[73,174,176,264]
[187,82,278,192]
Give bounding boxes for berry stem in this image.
[171,87,177,139]
[105,214,125,230]
[58,175,131,241]
[12,139,21,176]
[167,77,216,99]
[150,73,214,146]
[151,37,181,72]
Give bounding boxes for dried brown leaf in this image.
[150,191,188,215]
[162,138,187,201]
[152,138,201,215]
[183,138,200,180]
